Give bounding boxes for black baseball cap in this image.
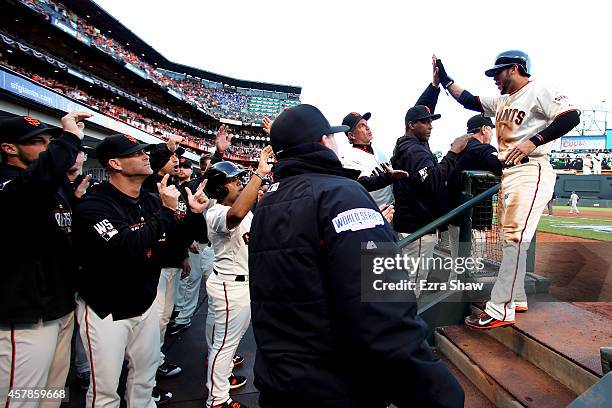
[405,105,441,125]
[148,144,185,170]
[342,112,371,135]
[466,115,495,133]
[0,115,63,144]
[96,133,153,167]
[179,157,192,169]
[270,104,349,157]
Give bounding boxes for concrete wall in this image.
[554,174,612,207]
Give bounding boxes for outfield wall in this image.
[554,174,612,207]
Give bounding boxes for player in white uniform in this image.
[339,112,395,206]
[436,51,580,328]
[593,152,603,174]
[203,147,273,408]
[569,191,580,214]
[582,154,593,175]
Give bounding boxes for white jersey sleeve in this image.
[535,85,575,120]
[206,204,231,233]
[478,95,503,118]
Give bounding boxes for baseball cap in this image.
[404,105,441,125]
[270,104,349,157]
[342,112,371,134]
[148,144,185,170]
[466,115,495,133]
[96,133,153,167]
[0,115,63,144]
[179,157,192,169]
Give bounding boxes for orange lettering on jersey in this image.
[515,111,526,126]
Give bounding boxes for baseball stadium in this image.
[0,1,610,407]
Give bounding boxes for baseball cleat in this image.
[168,321,191,335]
[152,386,172,405]
[465,311,514,329]
[232,354,244,366]
[212,398,248,408]
[157,362,182,377]
[515,305,528,313]
[228,374,247,389]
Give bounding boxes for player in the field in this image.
[203,147,273,408]
[435,51,580,329]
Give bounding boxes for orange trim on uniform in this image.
[509,81,531,96]
[5,325,15,408]
[554,108,580,120]
[85,306,97,408]
[209,282,230,405]
[502,163,541,321]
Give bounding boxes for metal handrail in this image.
[397,180,500,248]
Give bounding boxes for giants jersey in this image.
[206,203,252,276]
[340,144,394,206]
[479,81,576,161]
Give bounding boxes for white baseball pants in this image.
[0,313,73,408]
[156,267,181,365]
[486,161,555,322]
[176,244,214,325]
[76,298,159,408]
[398,232,437,297]
[205,273,250,408]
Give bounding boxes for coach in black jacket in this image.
[0,111,89,404]
[249,104,463,408]
[72,134,208,406]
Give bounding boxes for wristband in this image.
[252,172,265,182]
[529,134,545,147]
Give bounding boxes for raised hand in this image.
[157,174,180,211]
[166,134,184,153]
[74,174,91,199]
[257,146,274,176]
[432,54,440,87]
[215,124,232,153]
[185,179,209,214]
[61,111,93,139]
[262,116,272,136]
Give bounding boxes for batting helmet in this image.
[203,161,247,200]
[485,50,531,78]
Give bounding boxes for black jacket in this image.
[141,144,206,267]
[0,132,81,324]
[391,136,459,232]
[391,84,458,232]
[72,181,178,320]
[447,139,502,228]
[248,143,464,408]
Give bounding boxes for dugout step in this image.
[469,300,606,396]
[435,325,578,408]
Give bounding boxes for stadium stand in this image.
[1,0,300,163]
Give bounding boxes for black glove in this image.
[436,59,454,89]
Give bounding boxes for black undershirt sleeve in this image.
[457,90,483,113]
[529,110,580,146]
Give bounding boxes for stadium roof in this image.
[61,0,302,95]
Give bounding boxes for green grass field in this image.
[538,213,612,242]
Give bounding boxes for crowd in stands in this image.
[21,0,300,124]
[550,150,612,172]
[1,58,268,161]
